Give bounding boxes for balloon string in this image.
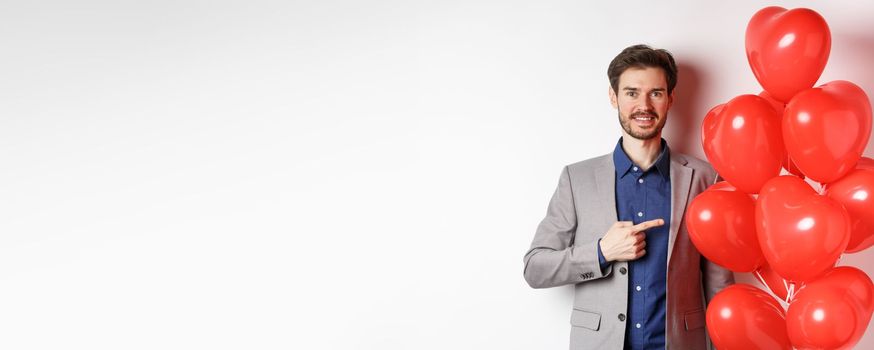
[753,270,769,293]
[782,279,796,304]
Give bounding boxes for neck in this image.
[621,134,663,170]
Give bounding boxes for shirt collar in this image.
[612,137,671,179]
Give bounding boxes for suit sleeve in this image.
[701,256,734,304]
[523,166,613,289]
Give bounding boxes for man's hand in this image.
[599,219,664,262]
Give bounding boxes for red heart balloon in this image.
[830,267,874,347]
[756,176,850,282]
[759,90,805,178]
[700,103,725,150]
[746,7,831,102]
[787,267,874,350]
[706,284,791,350]
[856,157,874,171]
[825,169,874,253]
[822,267,874,315]
[783,80,873,183]
[759,90,786,115]
[686,181,764,272]
[707,179,734,191]
[702,95,784,194]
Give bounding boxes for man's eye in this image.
[651,92,662,98]
[626,92,638,97]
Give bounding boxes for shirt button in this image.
[636,285,641,292]
[633,166,638,171]
[619,267,627,275]
[638,178,644,184]
[636,323,642,329]
[637,212,643,217]
[618,313,626,321]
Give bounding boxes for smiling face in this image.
[609,66,673,141]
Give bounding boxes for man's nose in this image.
[642,95,654,109]
[636,96,654,111]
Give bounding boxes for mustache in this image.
[630,111,658,118]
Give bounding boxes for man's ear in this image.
[609,86,618,109]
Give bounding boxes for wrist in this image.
[598,239,612,263]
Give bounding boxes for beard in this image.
[618,110,667,140]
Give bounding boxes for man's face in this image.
[609,67,672,141]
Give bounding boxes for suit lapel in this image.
[667,153,693,266]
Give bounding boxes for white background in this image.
[2,0,874,349]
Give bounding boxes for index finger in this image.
[631,219,665,232]
[616,221,634,228]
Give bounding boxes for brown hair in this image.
[607,44,678,94]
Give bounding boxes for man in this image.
[523,45,734,350]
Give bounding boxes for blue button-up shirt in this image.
[597,138,672,350]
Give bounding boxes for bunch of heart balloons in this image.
[686,6,874,350]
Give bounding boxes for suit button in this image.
[619,267,627,275]
[618,313,626,321]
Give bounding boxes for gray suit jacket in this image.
[523,150,734,349]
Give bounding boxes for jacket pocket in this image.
[570,308,601,331]
[684,309,705,331]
